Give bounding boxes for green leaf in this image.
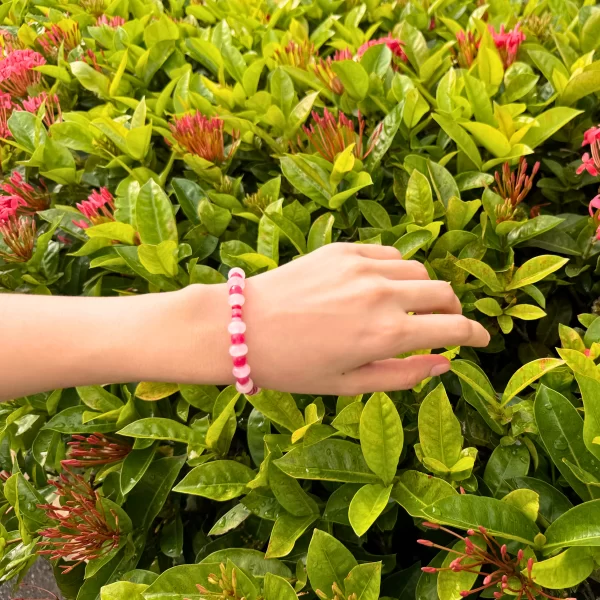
[502,488,539,522]
[118,418,200,444]
[344,562,382,600]
[266,512,318,559]
[101,581,147,600]
[268,462,319,517]
[285,92,319,138]
[391,470,457,518]
[544,499,600,549]
[264,212,306,254]
[359,392,403,486]
[574,373,600,461]
[432,113,482,169]
[438,540,482,600]
[307,213,335,252]
[348,483,392,537]
[307,529,358,597]
[138,241,178,277]
[71,61,110,96]
[44,406,118,434]
[501,358,565,406]
[280,155,332,206]
[365,103,403,172]
[475,298,503,317]
[560,67,600,106]
[450,360,498,406]
[136,180,178,245]
[520,107,583,149]
[530,547,595,588]
[507,255,569,290]
[405,170,434,226]
[331,60,369,101]
[418,384,462,469]
[428,161,460,208]
[534,385,600,502]
[461,121,511,157]
[120,444,156,495]
[332,401,363,439]
[198,199,231,237]
[86,222,137,245]
[422,495,540,545]
[77,385,123,412]
[263,573,298,600]
[173,460,255,500]
[393,230,433,259]
[446,196,481,231]
[274,439,379,483]
[358,200,392,230]
[248,390,304,432]
[456,258,501,291]
[483,444,530,498]
[504,304,547,320]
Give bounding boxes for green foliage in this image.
[3,0,600,598]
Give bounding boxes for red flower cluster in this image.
[63,433,131,469]
[0,49,45,97]
[357,35,407,63]
[312,49,352,95]
[456,31,479,68]
[589,196,600,241]
[22,91,62,126]
[37,23,81,56]
[418,523,575,600]
[0,91,14,138]
[74,187,116,229]
[37,467,122,573]
[578,126,600,177]
[489,23,526,68]
[96,15,126,28]
[0,214,36,263]
[492,157,540,223]
[170,112,240,164]
[1,171,50,214]
[303,109,382,162]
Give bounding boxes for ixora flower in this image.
[0,91,14,139]
[312,48,353,95]
[170,112,240,165]
[21,91,62,126]
[578,126,600,176]
[74,187,116,229]
[489,23,526,68]
[1,171,50,214]
[589,195,600,241]
[37,23,81,56]
[455,30,479,68]
[273,40,316,69]
[79,0,107,15]
[63,433,132,468]
[419,523,575,600]
[96,15,126,27]
[357,35,407,63]
[37,467,122,573]
[493,157,541,223]
[303,109,382,162]
[0,214,36,263]
[0,49,45,97]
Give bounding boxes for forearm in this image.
[0,286,233,401]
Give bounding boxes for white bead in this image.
[228,267,245,279]
[236,378,254,394]
[233,364,251,378]
[228,320,247,334]
[227,276,245,290]
[228,293,245,307]
[229,344,248,357]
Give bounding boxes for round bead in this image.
[249,385,260,396]
[229,344,248,357]
[229,285,243,295]
[237,375,251,386]
[232,356,247,367]
[233,364,251,379]
[236,378,255,394]
[227,276,245,290]
[231,333,245,345]
[228,267,245,280]
[232,308,243,319]
[228,321,247,335]
[228,293,245,307]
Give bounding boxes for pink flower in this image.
[489,23,526,68]
[170,112,240,164]
[37,23,81,56]
[0,90,14,139]
[455,30,479,68]
[312,48,353,95]
[589,195,600,240]
[583,126,600,147]
[96,15,126,28]
[303,108,382,162]
[577,152,599,176]
[357,36,407,63]
[1,171,50,214]
[0,215,36,262]
[64,433,131,468]
[74,188,115,229]
[0,49,45,97]
[0,194,25,221]
[21,91,62,126]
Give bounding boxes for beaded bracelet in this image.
[227,267,260,396]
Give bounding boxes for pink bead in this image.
[228,267,245,279]
[228,293,245,307]
[229,344,248,357]
[229,285,243,295]
[237,375,251,385]
[228,321,246,334]
[249,385,260,396]
[236,378,255,394]
[227,276,245,290]
[233,364,251,378]
[231,333,245,345]
[232,308,243,319]
[232,356,247,367]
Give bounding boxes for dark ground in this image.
[0,560,62,600]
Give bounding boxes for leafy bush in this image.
[3,0,600,599]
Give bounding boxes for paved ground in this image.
[0,560,62,600]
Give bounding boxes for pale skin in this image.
[0,243,490,401]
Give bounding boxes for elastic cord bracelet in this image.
[227,267,260,396]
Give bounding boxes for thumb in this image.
[340,354,451,394]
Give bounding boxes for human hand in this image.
[183,243,490,395]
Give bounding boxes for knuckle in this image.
[455,316,474,340]
[408,260,430,279]
[436,280,457,302]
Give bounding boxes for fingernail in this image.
[429,362,451,377]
